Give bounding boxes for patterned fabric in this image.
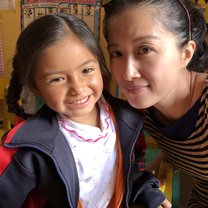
[0,27,4,76]
[144,79,208,207]
[58,96,117,208]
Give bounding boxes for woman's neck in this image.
[153,72,207,125]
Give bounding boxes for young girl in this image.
[0,13,168,208]
[102,0,208,207]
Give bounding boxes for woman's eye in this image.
[110,51,122,58]
[138,46,152,54]
[82,68,93,73]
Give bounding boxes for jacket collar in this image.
[7,105,60,153]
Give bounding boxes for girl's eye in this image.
[48,77,65,83]
[82,68,93,73]
[138,45,152,54]
[110,51,122,58]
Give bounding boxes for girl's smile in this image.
[34,33,103,125]
[67,96,89,105]
[65,96,91,110]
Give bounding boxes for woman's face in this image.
[107,6,186,109]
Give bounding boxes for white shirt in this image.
[58,97,117,208]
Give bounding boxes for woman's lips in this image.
[126,85,148,93]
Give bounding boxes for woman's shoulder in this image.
[196,72,208,86]
[193,72,208,101]
[201,73,208,96]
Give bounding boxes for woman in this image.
[102,0,208,207]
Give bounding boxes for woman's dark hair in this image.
[7,13,109,118]
[102,0,208,72]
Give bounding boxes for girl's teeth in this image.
[71,96,88,104]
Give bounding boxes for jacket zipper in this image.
[125,125,143,207]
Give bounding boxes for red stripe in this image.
[0,121,26,175]
[22,188,46,208]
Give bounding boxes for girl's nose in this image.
[123,57,141,80]
[69,77,85,95]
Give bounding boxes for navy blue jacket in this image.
[0,91,165,208]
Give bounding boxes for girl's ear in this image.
[181,40,196,67]
[30,86,40,96]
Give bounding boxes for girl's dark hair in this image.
[7,13,109,118]
[102,0,208,72]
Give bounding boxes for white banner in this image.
[21,0,101,37]
[0,0,15,10]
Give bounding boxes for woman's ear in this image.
[181,40,196,67]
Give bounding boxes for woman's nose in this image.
[123,57,141,80]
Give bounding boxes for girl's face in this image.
[34,33,103,124]
[107,6,187,110]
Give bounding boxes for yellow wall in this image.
[0,0,20,79]
[194,0,208,23]
[99,7,119,96]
